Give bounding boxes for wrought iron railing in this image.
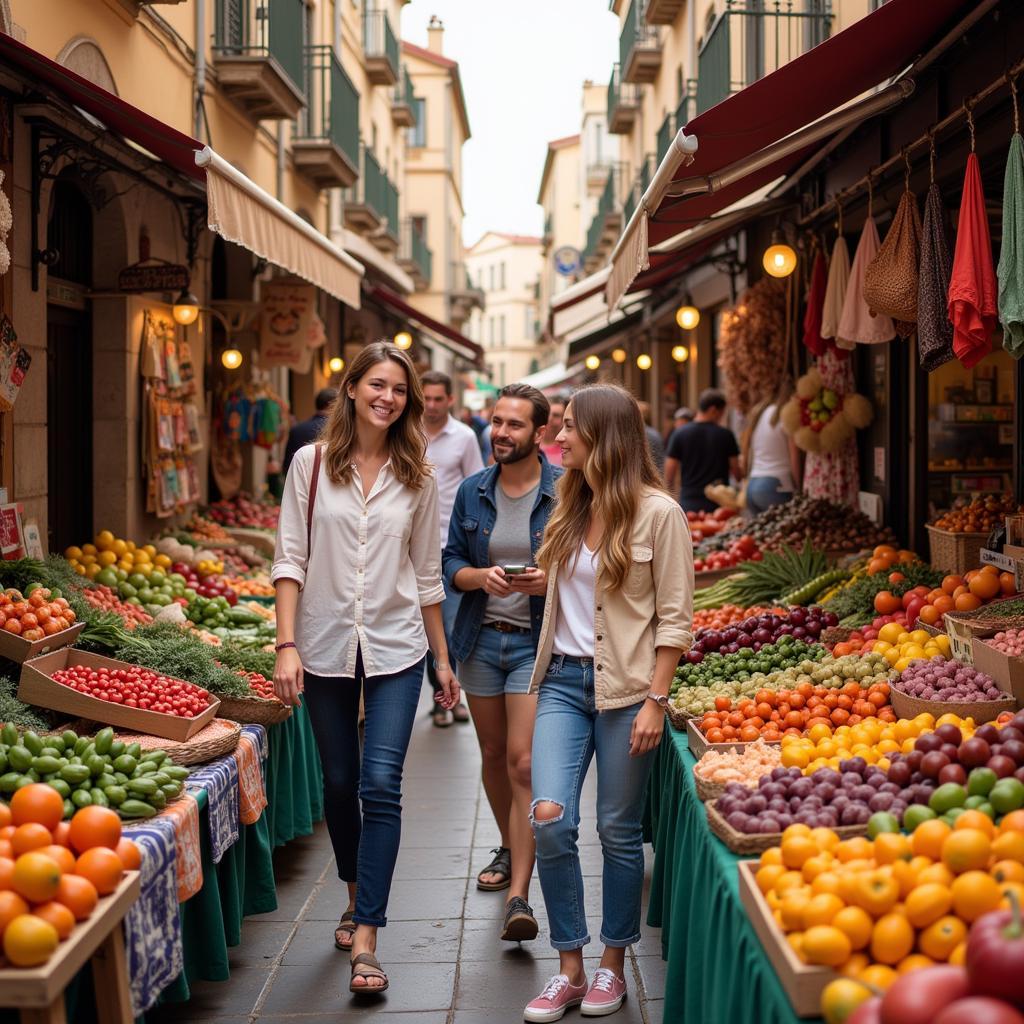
[395,66,417,121]
[619,0,659,74]
[400,220,432,281]
[363,7,399,77]
[213,0,305,95]
[583,162,627,265]
[344,143,396,227]
[606,62,639,125]
[296,46,359,166]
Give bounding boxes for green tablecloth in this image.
[646,727,823,1024]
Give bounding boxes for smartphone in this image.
[502,565,530,575]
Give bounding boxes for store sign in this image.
[117,261,190,293]
[259,281,319,372]
[553,246,582,277]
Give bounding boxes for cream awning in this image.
[196,147,364,309]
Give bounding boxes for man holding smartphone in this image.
[443,383,561,945]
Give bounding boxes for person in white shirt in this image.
[422,370,483,727]
[272,342,460,997]
[742,379,802,514]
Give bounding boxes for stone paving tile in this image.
[396,844,475,880]
[282,918,462,966]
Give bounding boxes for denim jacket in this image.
[443,454,562,663]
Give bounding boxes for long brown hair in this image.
[319,341,428,489]
[536,384,665,591]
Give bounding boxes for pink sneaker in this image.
[580,968,627,1016]
[524,973,588,1022]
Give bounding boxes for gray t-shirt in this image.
[482,481,538,629]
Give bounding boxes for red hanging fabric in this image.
[802,249,829,357]
[948,152,997,368]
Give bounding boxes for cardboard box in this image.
[738,860,835,1017]
[18,648,219,741]
[0,621,84,664]
[972,634,1024,706]
[685,718,780,759]
[944,615,977,665]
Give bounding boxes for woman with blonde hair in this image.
[272,341,460,997]
[523,384,694,1022]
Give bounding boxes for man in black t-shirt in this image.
[665,388,742,512]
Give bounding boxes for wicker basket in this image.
[926,526,989,575]
[695,775,730,802]
[113,718,242,766]
[666,703,692,732]
[216,694,291,726]
[889,685,1017,725]
[706,799,867,855]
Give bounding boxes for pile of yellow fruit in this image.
[194,558,224,579]
[872,625,951,673]
[755,812,1024,988]
[781,713,977,774]
[64,531,172,580]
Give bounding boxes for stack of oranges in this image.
[0,784,140,967]
[864,546,921,577]
[911,566,1017,626]
[755,811,1024,988]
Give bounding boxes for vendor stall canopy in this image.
[0,32,363,309]
[583,0,989,318]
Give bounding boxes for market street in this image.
[149,684,666,1023]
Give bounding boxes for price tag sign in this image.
[980,548,1024,592]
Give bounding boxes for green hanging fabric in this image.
[997,132,1024,358]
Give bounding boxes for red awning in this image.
[367,284,484,367]
[0,31,204,182]
[649,0,973,249]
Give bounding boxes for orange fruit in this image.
[10,785,64,832]
[1000,810,1024,835]
[942,829,991,874]
[780,890,812,930]
[897,954,935,975]
[812,871,843,897]
[954,593,982,612]
[11,851,60,903]
[949,941,968,966]
[917,863,956,888]
[992,859,1024,884]
[757,864,787,894]
[802,925,852,967]
[803,893,845,929]
[760,847,784,867]
[0,890,28,939]
[37,845,75,874]
[73,848,123,896]
[918,915,967,961]
[0,804,11,829]
[838,953,871,978]
[858,964,898,991]
[992,831,1024,864]
[51,822,71,849]
[912,819,952,860]
[955,810,995,837]
[874,832,912,865]
[870,913,915,965]
[950,870,1002,922]
[67,806,121,854]
[114,839,141,871]
[55,875,97,922]
[0,856,14,890]
[903,883,953,928]
[832,905,873,951]
[781,835,819,870]
[836,837,873,863]
[999,881,1024,911]
[969,573,1001,601]
[31,902,74,941]
[3,914,58,966]
[802,854,835,883]
[11,823,53,858]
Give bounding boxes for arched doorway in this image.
[46,178,93,553]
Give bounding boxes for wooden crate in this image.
[738,861,835,1017]
[0,870,139,1013]
[685,718,779,760]
[972,635,1024,706]
[0,622,85,665]
[19,649,219,741]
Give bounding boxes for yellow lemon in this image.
[873,641,893,655]
[909,630,931,645]
[64,546,83,561]
[878,623,904,645]
[97,551,117,567]
[111,539,127,557]
[81,544,97,556]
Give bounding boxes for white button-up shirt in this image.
[426,415,484,550]
[271,444,446,677]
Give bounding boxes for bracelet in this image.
[433,659,450,672]
[275,641,297,653]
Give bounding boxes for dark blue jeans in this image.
[303,651,425,928]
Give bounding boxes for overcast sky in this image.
[402,2,618,246]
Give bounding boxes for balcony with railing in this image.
[582,162,627,273]
[623,154,656,226]
[292,46,359,189]
[607,63,639,134]
[392,66,417,128]
[645,0,686,24]
[586,161,611,197]
[620,0,662,84]
[363,7,399,86]
[449,261,485,324]
[696,0,833,114]
[343,143,399,250]
[542,211,553,247]
[398,220,432,289]
[656,110,675,166]
[213,0,306,120]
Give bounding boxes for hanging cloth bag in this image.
[997,82,1024,358]
[917,134,956,372]
[820,208,850,341]
[837,199,896,348]
[802,248,829,356]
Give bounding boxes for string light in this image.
[763,238,797,278]
[636,353,652,370]
[671,345,689,363]
[328,356,344,373]
[611,347,627,364]
[394,331,413,350]
[585,354,600,370]
[221,348,243,370]
[675,305,700,330]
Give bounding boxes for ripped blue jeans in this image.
[530,654,655,951]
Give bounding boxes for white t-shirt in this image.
[426,416,485,550]
[552,543,597,658]
[749,405,795,492]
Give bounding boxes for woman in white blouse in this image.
[272,341,460,996]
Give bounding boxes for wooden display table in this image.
[0,871,140,1024]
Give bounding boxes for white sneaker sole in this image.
[581,992,626,1016]
[524,996,584,1022]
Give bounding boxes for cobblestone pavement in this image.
[152,687,666,1023]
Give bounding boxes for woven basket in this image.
[216,694,291,726]
[666,703,691,732]
[926,526,988,575]
[706,799,867,855]
[695,775,730,802]
[113,718,242,766]
[889,685,1017,725]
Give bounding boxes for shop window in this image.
[47,180,92,285]
[927,349,1017,517]
[410,99,426,147]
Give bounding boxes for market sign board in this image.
[118,261,190,293]
[259,280,319,372]
[553,246,582,277]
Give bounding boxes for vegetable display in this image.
[693,740,782,788]
[692,605,790,631]
[690,607,838,663]
[64,533,172,582]
[823,561,946,625]
[894,659,1007,704]
[78,586,152,630]
[983,629,1024,657]
[205,494,279,530]
[51,665,212,718]
[0,587,76,641]
[694,544,838,611]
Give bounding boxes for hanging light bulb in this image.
[611,347,627,364]
[328,356,344,374]
[762,230,797,278]
[585,354,601,371]
[221,348,243,370]
[671,345,689,363]
[394,331,413,350]
[636,353,652,370]
[675,304,700,331]
[172,289,199,325]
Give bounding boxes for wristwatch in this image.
[646,693,670,710]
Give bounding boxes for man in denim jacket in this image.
[443,383,562,944]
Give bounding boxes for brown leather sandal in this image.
[334,911,356,950]
[349,952,389,994]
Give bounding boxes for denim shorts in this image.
[458,623,537,698]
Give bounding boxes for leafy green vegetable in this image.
[822,562,945,620]
[214,642,275,679]
[0,676,55,732]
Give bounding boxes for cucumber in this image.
[94,728,115,755]
[163,766,190,781]
[7,746,32,772]
[71,789,92,808]
[109,741,125,758]
[60,764,91,785]
[63,798,74,819]
[0,752,8,775]
[31,756,61,774]
[49,779,71,798]
[141,750,167,766]
[21,731,42,756]
[45,735,65,752]
[0,772,20,792]
[104,786,127,806]
[160,782,181,800]
[127,777,158,797]
[89,788,109,808]
[61,730,79,750]
[117,799,156,819]
[112,755,137,775]
[126,743,142,760]
[1,724,17,746]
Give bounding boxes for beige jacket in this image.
[529,489,695,710]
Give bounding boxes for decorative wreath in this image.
[780,367,873,453]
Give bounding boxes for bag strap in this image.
[307,444,322,554]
